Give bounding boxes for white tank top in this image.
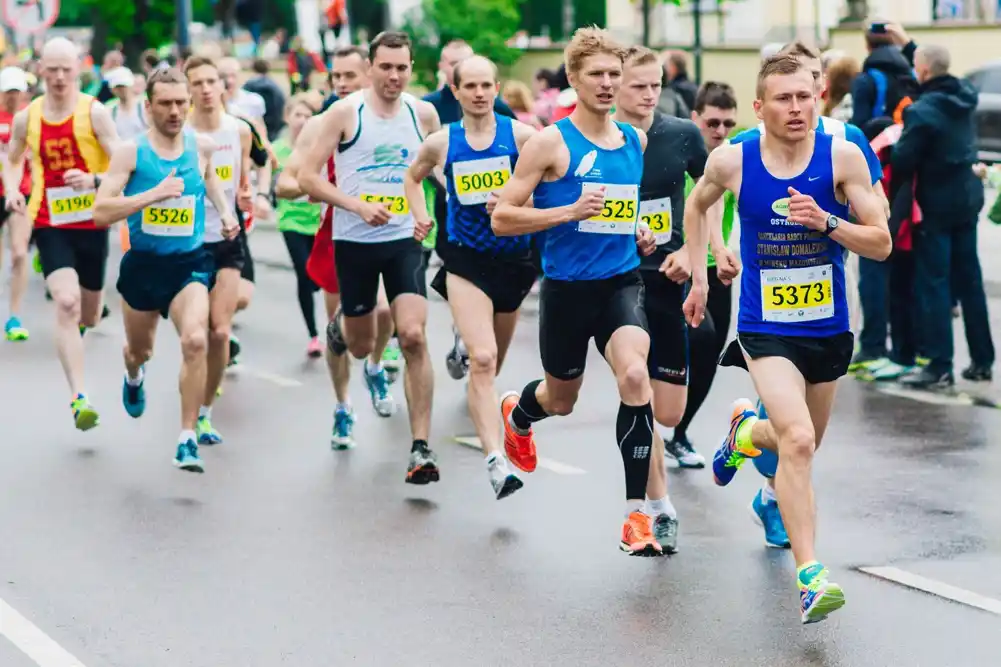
[195,114,242,243]
[333,91,424,243]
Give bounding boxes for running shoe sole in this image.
[75,409,99,432]
[748,501,791,549]
[619,542,663,557]
[173,459,205,473]
[406,462,440,485]
[495,474,524,500]
[802,584,846,624]
[331,440,356,451]
[500,390,537,473]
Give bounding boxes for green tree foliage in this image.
[401,0,525,91]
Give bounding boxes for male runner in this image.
[93,67,239,472]
[403,55,537,500]
[184,55,253,445]
[728,41,885,550]
[4,37,119,430]
[492,27,659,555]
[0,66,32,341]
[684,55,891,622]
[611,45,709,552]
[299,32,443,483]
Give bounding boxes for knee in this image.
[209,323,231,345]
[54,292,81,320]
[468,347,498,378]
[9,245,26,265]
[125,343,153,365]
[617,361,651,403]
[397,324,426,355]
[779,423,816,464]
[181,329,208,359]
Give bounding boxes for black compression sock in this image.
[511,379,548,432]
[617,402,654,500]
[412,439,429,453]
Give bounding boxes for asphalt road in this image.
[0,245,1000,667]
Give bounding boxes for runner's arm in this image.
[89,102,121,183]
[492,129,576,236]
[93,141,148,226]
[201,135,236,220]
[831,140,891,261]
[415,100,445,188]
[298,102,360,213]
[275,116,321,200]
[510,121,538,207]
[684,144,738,284]
[2,111,28,197]
[404,129,447,227]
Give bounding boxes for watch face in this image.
[828,216,839,229]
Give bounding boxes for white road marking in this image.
[453,436,586,475]
[874,385,973,406]
[236,367,302,387]
[0,596,88,666]
[859,566,1001,615]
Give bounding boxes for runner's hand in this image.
[237,184,253,213]
[660,248,691,283]
[357,200,392,226]
[220,213,240,240]
[635,224,655,256]
[153,169,185,201]
[683,279,708,327]
[414,216,433,242]
[570,187,604,220]
[485,192,500,215]
[713,247,741,285]
[253,195,273,221]
[63,169,93,190]
[786,187,826,231]
[973,163,988,180]
[5,191,25,214]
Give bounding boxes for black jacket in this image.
[243,75,287,141]
[891,75,984,227]
[668,75,698,114]
[850,42,917,134]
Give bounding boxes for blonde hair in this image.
[501,80,533,113]
[564,26,626,75]
[822,56,860,117]
[756,55,806,98]
[625,45,659,69]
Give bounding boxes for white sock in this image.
[336,401,351,412]
[625,499,646,517]
[125,367,144,387]
[647,496,678,519]
[761,481,777,504]
[198,405,212,420]
[179,429,196,444]
[485,452,499,465]
[366,360,383,375]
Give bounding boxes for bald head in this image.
[915,44,950,84]
[450,55,498,118]
[41,37,79,62]
[439,40,474,86]
[452,55,496,88]
[40,37,80,98]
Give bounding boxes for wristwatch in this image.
[823,214,839,236]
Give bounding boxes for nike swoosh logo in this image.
[808,176,820,181]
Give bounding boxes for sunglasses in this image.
[705,119,736,129]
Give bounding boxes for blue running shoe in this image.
[750,489,791,548]
[196,416,223,445]
[799,563,846,624]
[122,371,146,419]
[331,406,356,450]
[173,440,204,473]
[712,398,760,486]
[364,361,395,417]
[4,316,28,341]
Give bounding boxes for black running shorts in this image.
[719,330,855,385]
[117,247,215,318]
[204,237,246,273]
[431,244,536,314]
[642,270,689,386]
[33,227,110,291]
[334,237,427,317]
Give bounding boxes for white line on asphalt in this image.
[236,367,303,387]
[874,385,973,406]
[0,596,87,666]
[859,566,1001,615]
[453,436,586,474]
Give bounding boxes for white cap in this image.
[106,67,135,89]
[0,67,28,93]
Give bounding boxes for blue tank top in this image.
[533,118,643,281]
[444,114,530,256]
[736,131,851,337]
[125,131,206,255]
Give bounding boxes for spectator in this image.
[218,56,267,121]
[105,67,146,140]
[140,49,161,76]
[287,36,326,93]
[532,68,559,125]
[893,44,993,388]
[501,80,542,129]
[850,21,919,139]
[822,56,860,122]
[662,50,697,111]
[95,49,123,103]
[549,64,576,122]
[243,58,287,140]
[423,39,514,124]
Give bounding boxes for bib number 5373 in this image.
[760,265,834,323]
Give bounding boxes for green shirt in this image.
[274,138,322,235]
[684,173,736,267]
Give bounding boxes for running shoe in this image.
[331,406,356,450]
[364,362,395,417]
[848,352,888,374]
[899,367,955,389]
[799,564,846,624]
[196,415,223,445]
[445,329,469,380]
[228,334,241,367]
[173,439,205,473]
[32,251,42,274]
[78,324,87,338]
[664,433,706,468]
[406,444,440,485]
[961,364,992,382]
[500,390,538,473]
[382,338,402,385]
[71,394,99,431]
[487,454,523,500]
[712,398,760,487]
[750,489,790,549]
[307,336,323,358]
[121,370,146,419]
[619,511,662,557]
[868,361,912,382]
[4,316,28,342]
[652,513,679,554]
[101,304,111,320]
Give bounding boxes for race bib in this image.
[640,197,671,244]
[359,182,409,216]
[760,265,834,323]
[452,155,511,206]
[141,195,195,237]
[47,187,95,225]
[577,183,638,234]
[213,153,236,193]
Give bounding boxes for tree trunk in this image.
[90,13,110,64]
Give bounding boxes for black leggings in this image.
[282,231,319,338]
[674,267,733,439]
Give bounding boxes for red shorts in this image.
[307,212,338,293]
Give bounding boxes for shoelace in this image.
[628,514,655,542]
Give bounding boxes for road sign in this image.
[2,0,59,34]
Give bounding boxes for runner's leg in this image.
[170,282,211,433]
[393,293,432,442]
[7,212,30,322]
[47,269,87,396]
[205,268,241,405]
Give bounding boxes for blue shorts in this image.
[117,247,215,318]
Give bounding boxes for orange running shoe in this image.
[620,511,663,557]
[500,390,538,473]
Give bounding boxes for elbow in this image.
[298,172,318,198]
[875,231,893,261]
[92,205,110,228]
[491,207,512,236]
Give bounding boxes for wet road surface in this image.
[0,240,999,666]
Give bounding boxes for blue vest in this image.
[443,114,530,256]
[736,131,851,337]
[125,131,206,255]
[533,118,643,281]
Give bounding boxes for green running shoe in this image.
[71,394,100,431]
